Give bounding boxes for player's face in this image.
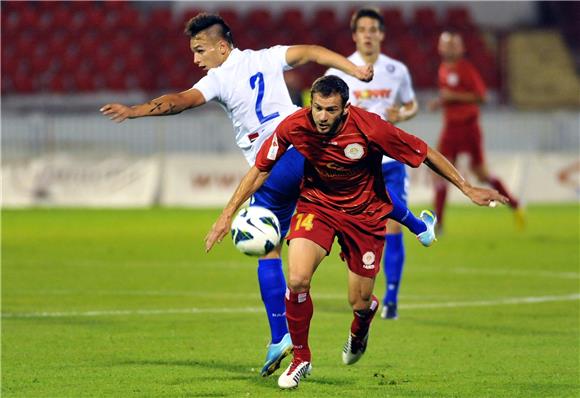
[311,93,347,135]
[190,33,226,70]
[438,33,463,61]
[352,17,384,56]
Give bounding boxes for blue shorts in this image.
[250,147,304,237]
[382,161,408,206]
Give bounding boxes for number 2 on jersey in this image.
[250,72,280,124]
[294,213,315,232]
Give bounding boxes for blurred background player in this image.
[100,13,373,377]
[205,75,508,389]
[429,31,525,232]
[326,8,436,320]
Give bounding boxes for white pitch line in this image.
[1,306,264,319]
[450,267,580,280]
[3,289,439,300]
[2,293,579,319]
[400,293,580,309]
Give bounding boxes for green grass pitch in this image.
[2,205,579,397]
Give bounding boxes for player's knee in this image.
[349,292,373,310]
[386,222,402,234]
[287,275,311,292]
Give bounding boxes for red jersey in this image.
[438,58,486,125]
[255,106,427,221]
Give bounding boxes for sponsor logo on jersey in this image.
[344,143,364,160]
[353,89,392,100]
[267,134,279,160]
[248,132,259,143]
[362,251,376,269]
[446,72,459,86]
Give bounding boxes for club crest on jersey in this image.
[362,251,376,269]
[386,64,395,73]
[446,73,459,86]
[267,134,279,160]
[344,143,364,160]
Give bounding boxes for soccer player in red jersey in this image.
[429,31,524,232]
[206,75,507,389]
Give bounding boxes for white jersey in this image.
[326,52,416,163]
[194,46,300,165]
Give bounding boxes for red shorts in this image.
[287,202,385,278]
[438,121,485,167]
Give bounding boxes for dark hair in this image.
[184,13,234,46]
[310,75,349,107]
[350,8,384,32]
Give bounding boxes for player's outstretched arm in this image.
[100,88,206,123]
[424,146,508,206]
[440,88,486,104]
[387,99,419,124]
[286,45,373,82]
[205,166,270,253]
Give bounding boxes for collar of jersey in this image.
[221,48,242,68]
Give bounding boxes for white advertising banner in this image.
[2,154,160,207]
[2,152,577,207]
[160,154,249,206]
[408,153,579,205]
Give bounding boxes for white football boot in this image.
[277,358,312,389]
[342,332,369,365]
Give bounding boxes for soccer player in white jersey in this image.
[326,8,437,320]
[100,13,373,377]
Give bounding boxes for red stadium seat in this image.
[110,34,132,56]
[245,9,273,33]
[17,7,41,31]
[15,35,36,58]
[29,54,53,75]
[311,8,340,34]
[74,71,98,92]
[58,51,82,74]
[12,72,36,93]
[77,34,100,57]
[115,7,142,32]
[105,73,128,91]
[445,7,474,31]
[47,74,68,93]
[413,7,439,34]
[278,8,307,32]
[381,8,406,35]
[217,8,242,32]
[180,8,202,28]
[50,4,73,30]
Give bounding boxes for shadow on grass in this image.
[116,358,253,378]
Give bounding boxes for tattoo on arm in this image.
[149,102,162,113]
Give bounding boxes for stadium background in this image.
[2,2,579,397]
[2,0,579,206]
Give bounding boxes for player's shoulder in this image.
[348,105,383,129]
[377,54,410,76]
[458,58,479,72]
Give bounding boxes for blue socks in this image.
[257,258,288,344]
[388,188,427,235]
[383,233,405,306]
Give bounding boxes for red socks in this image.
[285,289,313,362]
[487,176,519,209]
[435,182,448,228]
[350,295,379,338]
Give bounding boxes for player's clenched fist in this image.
[100,103,135,123]
[354,65,374,82]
